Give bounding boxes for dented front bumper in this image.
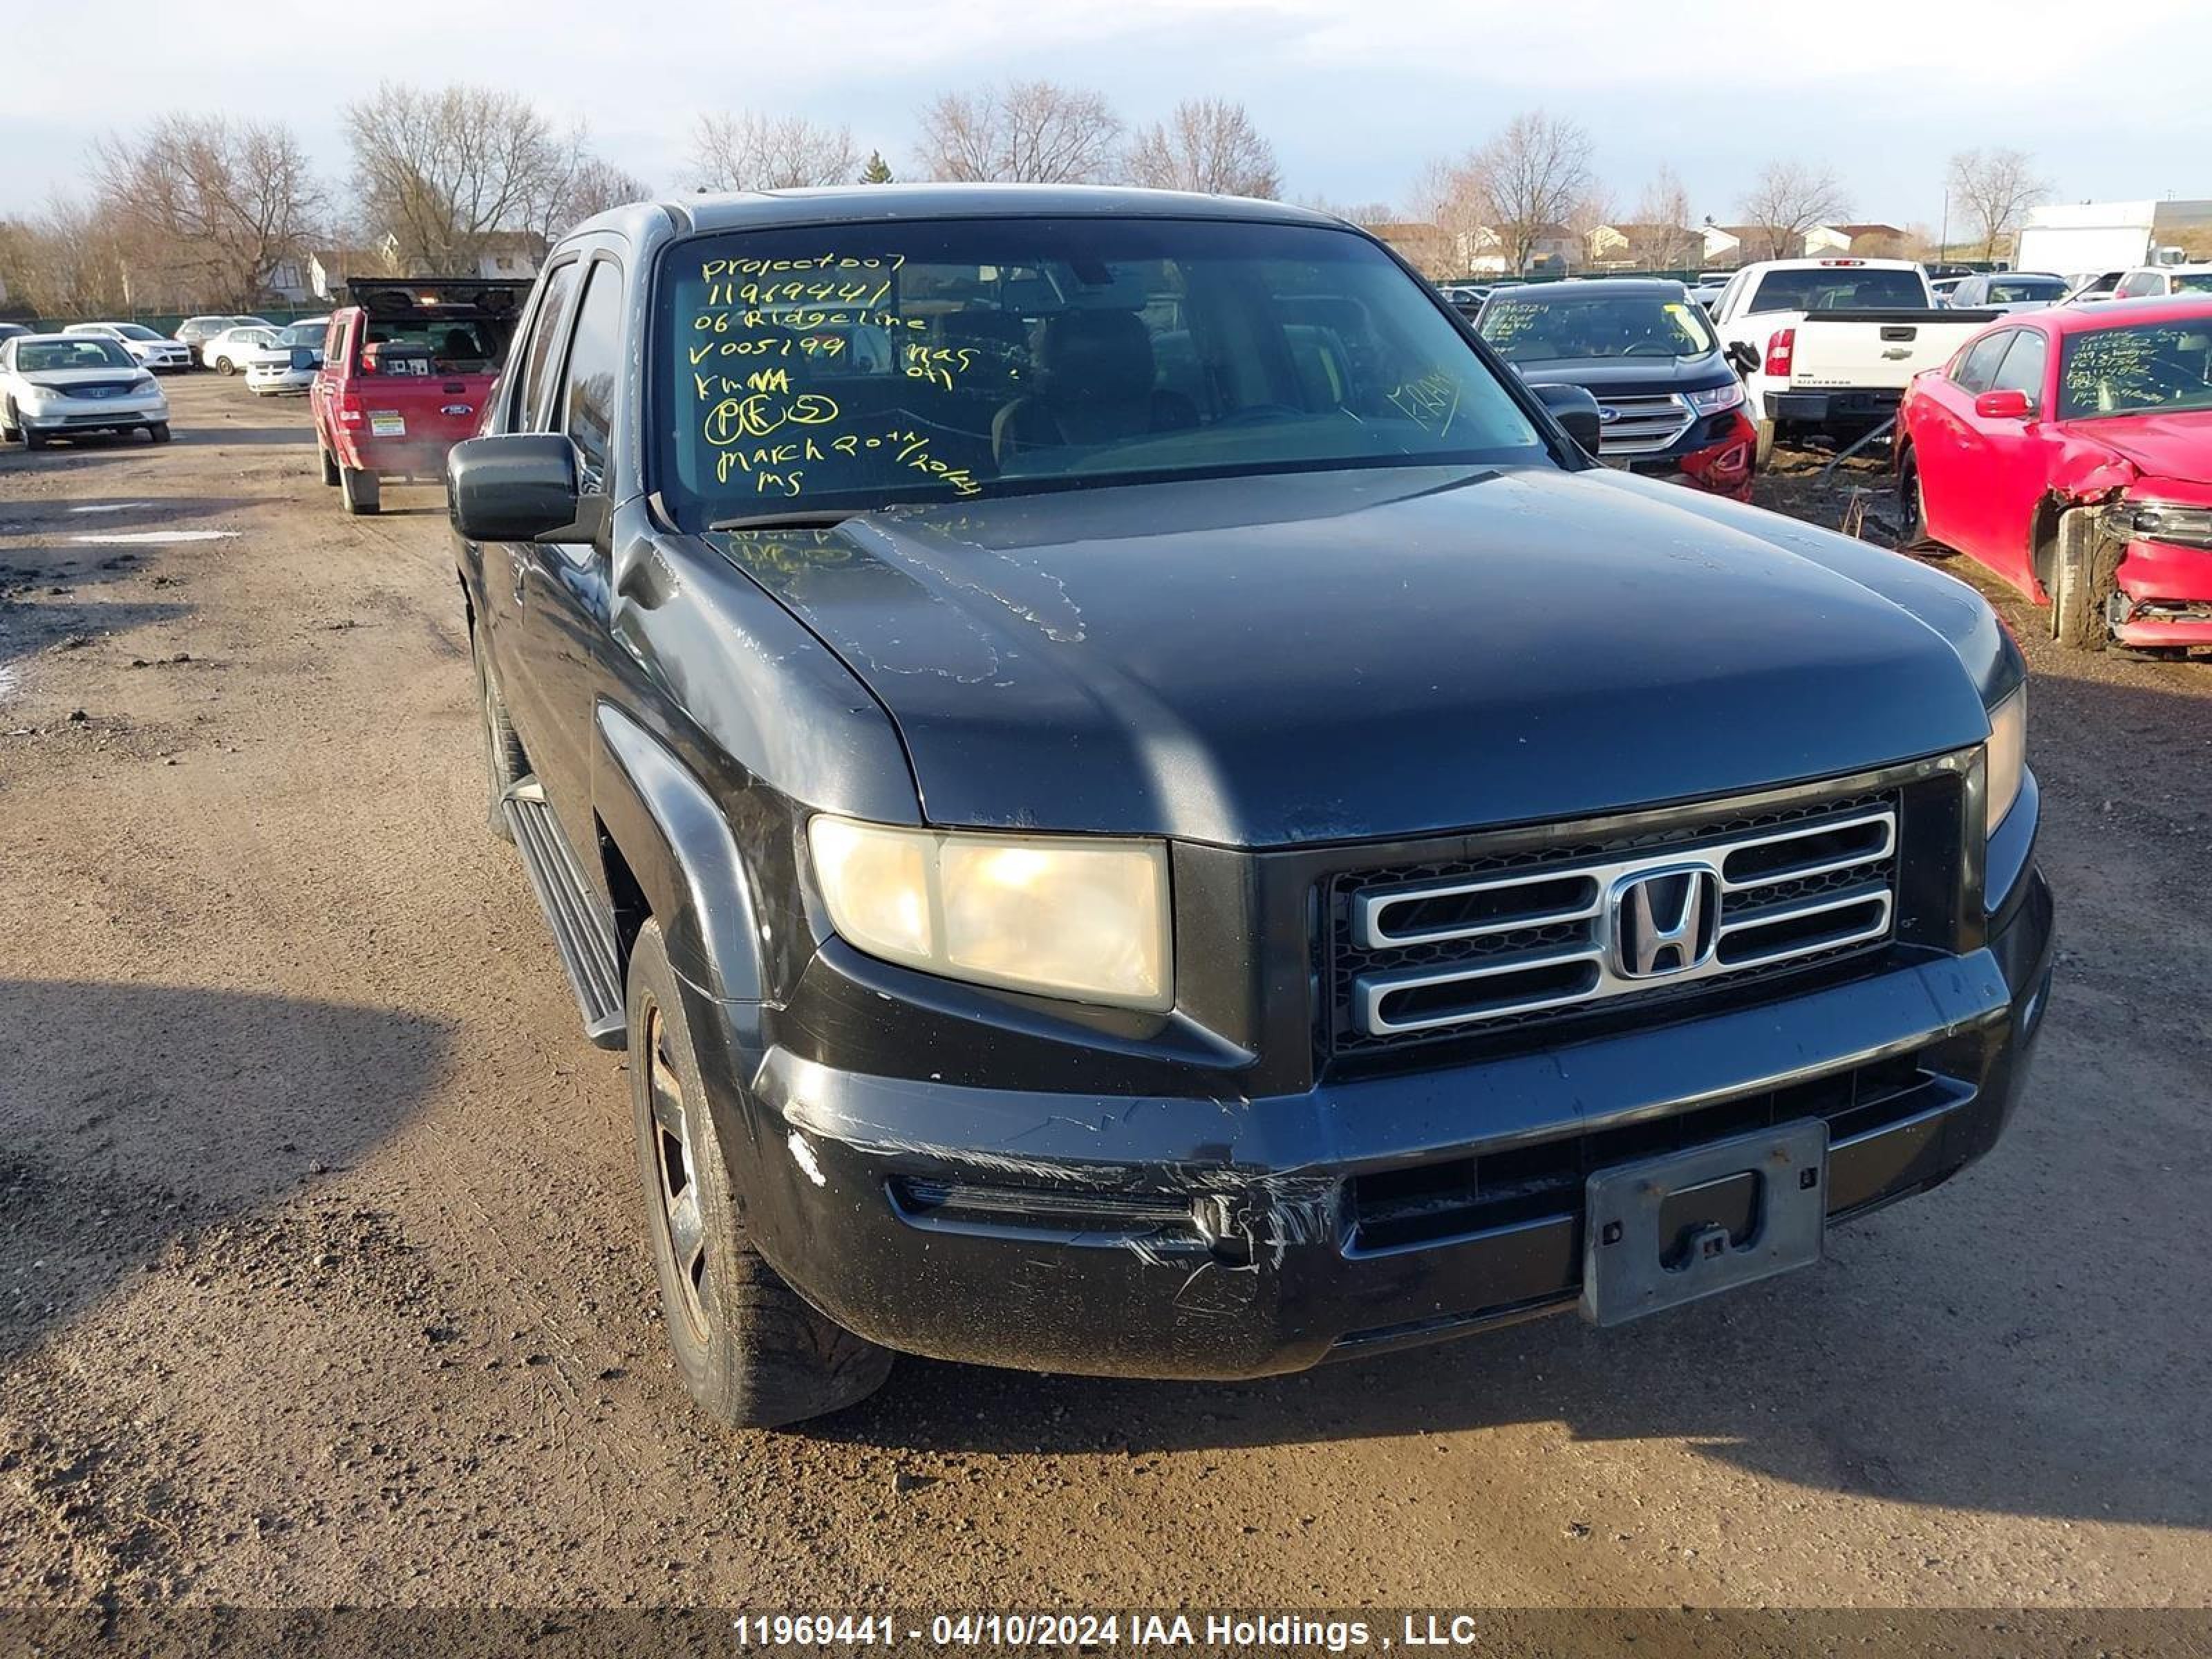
[694,869,2054,1382]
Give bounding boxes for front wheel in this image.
[340,467,380,515]
[1895,447,1928,548]
[627,921,892,1430]
[214,357,236,375]
[147,422,171,444]
[2049,507,2119,651]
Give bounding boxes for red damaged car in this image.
[1896,295,2212,653]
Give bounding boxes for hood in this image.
[22,366,151,391]
[712,466,1993,846]
[1510,354,1734,396]
[2068,410,2212,485]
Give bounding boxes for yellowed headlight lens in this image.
[807,818,1173,1011]
[1985,686,2026,834]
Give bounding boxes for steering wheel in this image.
[1622,340,1676,356]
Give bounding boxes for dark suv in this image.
[449,186,2053,1428]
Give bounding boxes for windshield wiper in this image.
[706,508,863,534]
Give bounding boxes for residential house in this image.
[1806,223,1908,259]
[309,230,547,300]
[1702,223,1796,267]
[1588,222,1701,271]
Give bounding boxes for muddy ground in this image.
[1,377,2208,1613]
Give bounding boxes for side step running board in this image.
[503,779,626,1050]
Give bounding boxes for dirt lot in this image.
[2,377,2209,1613]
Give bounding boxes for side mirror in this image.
[1530,380,1604,451]
[1725,340,1761,375]
[289,346,317,372]
[447,433,583,542]
[1974,388,2034,421]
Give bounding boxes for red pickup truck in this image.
[310,277,526,515]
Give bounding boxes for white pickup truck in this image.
[1707,258,1996,460]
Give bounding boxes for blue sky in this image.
[4,0,2205,232]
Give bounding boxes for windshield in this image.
[2060,320,2212,420]
[1987,276,2066,303]
[278,324,321,347]
[111,324,162,340]
[21,339,136,371]
[1479,290,1717,362]
[1746,268,1927,315]
[652,216,1546,528]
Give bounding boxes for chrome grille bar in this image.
[1595,393,1695,458]
[1349,802,1897,1038]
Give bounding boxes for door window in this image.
[1988,331,2047,411]
[1953,330,2015,393]
[511,259,581,431]
[552,259,623,494]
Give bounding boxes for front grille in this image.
[1595,392,1694,457]
[61,382,133,398]
[1330,789,1902,1053]
[1347,1047,1947,1255]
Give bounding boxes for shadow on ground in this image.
[0,980,453,1364]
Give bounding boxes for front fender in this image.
[593,702,765,1013]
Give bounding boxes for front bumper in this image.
[2112,535,2212,647]
[20,397,168,433]
[706,854,2054,1381]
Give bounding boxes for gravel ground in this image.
[1,378,2208,1613]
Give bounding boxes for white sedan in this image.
[203,324,282,373]
[62,321,194,373]
[242,321,326,395]
[0,332,171,448]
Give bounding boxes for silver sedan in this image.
[0,332,172,448]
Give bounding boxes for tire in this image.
[214,357,236,375]
[340,467,380,515]
[1754,419,1776,470]
[147,422,171,444]
[319,445,341,487]
[473,625,527,841]
[2049,507,2119,651]
[626,921,892,1430]
[1895,446,1935,550]
[24,425,46,451]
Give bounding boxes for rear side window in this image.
[554,261,623,492]
[1989,331,2047,408]
[1953,330,2015,393]
[512,261,581,431]
[1747,268,1927,314]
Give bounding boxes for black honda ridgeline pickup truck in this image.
[449,187,2052,1427]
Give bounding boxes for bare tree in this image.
[541,154,650,241]
[915,81,1124,184]
[689,112,859,192]
[1126,98,1278,198]
[89,115,325,310]
[345,83,572,274]
[1459,111,1595,274]
[1632,165,1699,269]
[1947,147,2049,261]
[1738,160,1849,261]
[0,200,138,317]
[1299,197,1401,229]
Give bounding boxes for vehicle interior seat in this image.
[992,309,1196,465]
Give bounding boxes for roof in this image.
[2030,293,2212,336]
[636,183,1338,238]
[1826,223,1904,238]
[1487,276,1691,298]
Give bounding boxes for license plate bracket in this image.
[1580,1118,1827,1327]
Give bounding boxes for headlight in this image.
[807,816,1172,1011]
[1985,686,2026,834]
[1685,381,1745,415]
[2108,498,2212,549]
[131,373,157,394]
